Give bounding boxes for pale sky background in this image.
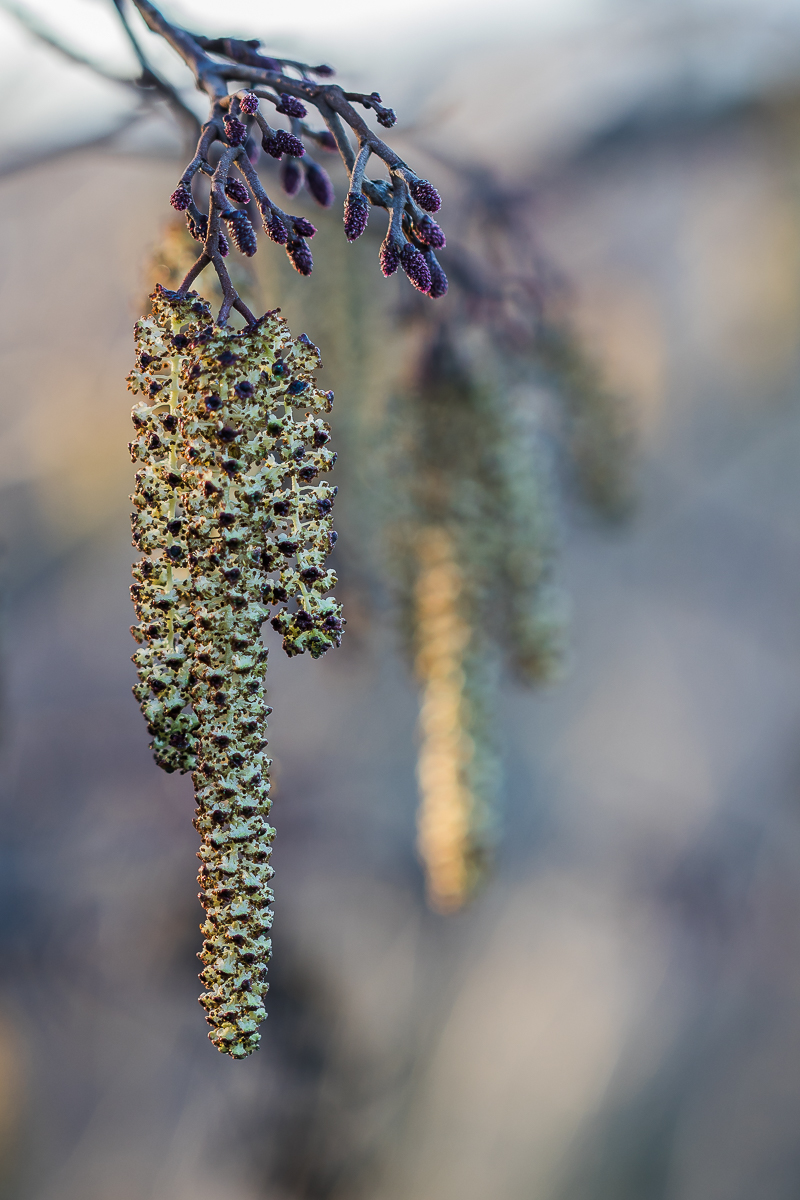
[4,0,800,169]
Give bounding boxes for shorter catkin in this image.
[127,288,214,773]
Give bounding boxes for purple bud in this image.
[224,210,258,256]
[218,231,230,257]
[344,192,369,242]
[304,161,334,208]
[170,183,191,211]
[415,215,446,249]
[379,237,401,277]
[409,179,442,213]
[262,135,283,160]
[262,210,288,245]
[280,158,303,197]
[400,243,431,293]
[427,254,448,298]
[286,236,313,276]
[240,92,259,115]
[224,175,250,204]
[186,212,207,242]
[223,115,248,146]
[377,109,397,129]
[313,64,335,77]
[292,216,317,238]
[276,93,307,118]
[273,129,305,158]
[317,130,338,151]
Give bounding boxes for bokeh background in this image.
[3,0,800,1197]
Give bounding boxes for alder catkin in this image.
[127,288,343,1057]
[128,288,211,773]
[414,527,487,913]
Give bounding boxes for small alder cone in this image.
[128,288,343,1058]
[127,287,212,773]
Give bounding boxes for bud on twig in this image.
[286,236,313,275]
[280,158,303,197]
[415,215,446,249]
[400,242,432,293]
[272,128,305,157]
[262,135,283,159]
[344,192,369,242]
[240,91,259,114]
[224,176,250,204]
[292,216,317,238]
[262,209,288,244]
[224,210,258,256]
[223,115,248,146]
[304,161,334,207]
[275,93,307,118]
[170,183,192,211]
[380,236,401,277]
[410,179,442,213]
[427,253,449,298]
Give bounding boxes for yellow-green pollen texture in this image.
[127,285,343,1057]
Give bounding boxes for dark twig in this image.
[112,0,201,135]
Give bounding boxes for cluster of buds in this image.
[155,31,449,322]
[127,287,343,1055]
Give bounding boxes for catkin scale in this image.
[127,288,343,1057]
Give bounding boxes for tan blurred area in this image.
[4,7,800,1200]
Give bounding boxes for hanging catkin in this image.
[128,286,343,1056]
[386,323,563,911]
[129,288,209,773]
[414,527,478,912]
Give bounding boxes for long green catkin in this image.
[127,286,343,1057]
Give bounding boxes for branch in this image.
[112,0,201,136]
[120,0,447,322]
